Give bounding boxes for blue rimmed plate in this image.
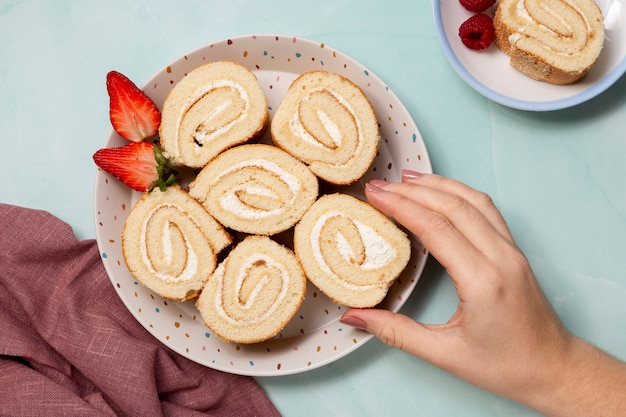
[433,0,626,111]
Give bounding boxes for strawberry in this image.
[106,71,161,142]
[93,142,176,192]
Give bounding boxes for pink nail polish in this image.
[402,170,423,181]
[365,181,385,193]
[339,316,368,330]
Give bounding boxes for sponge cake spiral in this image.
[294,193,411,308]
[494,0,604,84]
[270,71,380,184]
[195,235,307,344]
[159,61,269,168]
[122,186,232,302]
[188,144,318,236]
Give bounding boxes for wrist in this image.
[523,335,626,417]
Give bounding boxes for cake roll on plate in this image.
[196,235,307,344]
[122,186,232,302]
[494,0,604,85]
[159,61,269,168]
[188,143,318,236]
[294,193,411,308]
[270,71,380,184]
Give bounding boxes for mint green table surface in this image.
[2,1,625,416]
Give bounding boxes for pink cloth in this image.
[0,203,281,417]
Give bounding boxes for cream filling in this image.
[288,87,363,163]
[311,212,397,290]
[291,109,342,148]
[213,254,289,325]
[140,204,199,282]
[317,110,342,146]
[216,159,302,219]
[510,0,593,56]
[174,80,250,155]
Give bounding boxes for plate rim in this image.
[93,33,432,376]
[432,0,626,111]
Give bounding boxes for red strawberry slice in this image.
[93,142,175,192]
[107,71,161,142]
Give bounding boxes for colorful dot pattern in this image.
[93,34,432,377]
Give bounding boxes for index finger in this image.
[364,180,488,281]
[401,172,514,243]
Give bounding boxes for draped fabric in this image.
[0,203,280,417]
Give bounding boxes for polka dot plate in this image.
[94,34,432,376]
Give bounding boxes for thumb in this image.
[340,308,450,364]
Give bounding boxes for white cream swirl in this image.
[310,211,397,291]
[176,80,249,153]
[159,61,268,168]
[288,88,361,165]
[497,0,604,70]
[212,253,289,325]
[214,159,301,220]
[196,236,306,343]
[122,187,232,302]
[188,144,318,236]
[294,193,411,308]
[270,71,380,184]
[139,204,200,282]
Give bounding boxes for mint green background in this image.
[1,1,625,416]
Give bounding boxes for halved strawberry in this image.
[93,142,175,192]
[107,71,161,142]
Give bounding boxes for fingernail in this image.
[365,180,386,193]
[402,170,423,181]
[339,316,368,330]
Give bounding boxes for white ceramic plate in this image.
[94,34,432,376]
[433,0,626,111]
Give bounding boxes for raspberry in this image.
[458,13,495,50]
[459,0,496,12]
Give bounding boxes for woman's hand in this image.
[340,171,626,416]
